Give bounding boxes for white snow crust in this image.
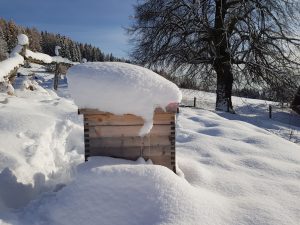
[0,54,24,81]
[52,56,74,64]
[0,63,300,225]
[67,62,182,135]
[17,34,29,46]
[55,46,61,56]
[9,45,23,56]
[25,50,53,64]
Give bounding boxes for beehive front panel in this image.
[80,109,176,172]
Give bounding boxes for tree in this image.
[26,27,42,52]
[129,0,300,112]
[291,87,300,114]
[6,20,19,51]
[0,28,8,60]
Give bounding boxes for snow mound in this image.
[22,157,230,225]
[0,54,24,81]
[25,50,53,64]
[67,62,182,135]
[17,34,29,46]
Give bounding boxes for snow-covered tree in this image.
[130,0,300,111]
[0,28,8,61]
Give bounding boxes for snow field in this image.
[177,108,300,225]
[0,63,300,225]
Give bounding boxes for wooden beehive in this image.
[78,106,177,172]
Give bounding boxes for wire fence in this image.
[180,92,300,145]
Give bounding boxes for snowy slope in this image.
[0,64,83,212]
[0,64,300,225]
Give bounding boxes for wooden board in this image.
[81,108,177,172]
[79,105,178,115]
[86,124,174,138]
[84,113,175,126]
[88,135,172,148]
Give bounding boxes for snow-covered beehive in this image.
[68,62,182,172]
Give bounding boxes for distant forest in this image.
[0,18,129,63]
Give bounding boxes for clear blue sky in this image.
[0,0,137,58]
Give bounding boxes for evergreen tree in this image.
[26,27,42,52]
[6,20,19,51]
[0,28,8,60]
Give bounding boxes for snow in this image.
[0,65,83,211]
[17,34,29,46]
[52,56,74,64]
[0,63,300,225]
[0,54,24,81]
[9,45,23,56]
[55,46,61,56]
[67,62,182,136]
[24,50,75,64]
[25,49,53,64]
[19,157,231,225]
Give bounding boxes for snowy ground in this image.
[0,64,300,225]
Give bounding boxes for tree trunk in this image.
[291,87,300,114]
[213,0,234,113]
[214,62,234,112]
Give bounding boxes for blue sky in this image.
[0,0,137,58]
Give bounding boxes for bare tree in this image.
[129,0,300,112]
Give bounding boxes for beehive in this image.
[78,106,177,172]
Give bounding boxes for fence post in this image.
[194,97,197,107]
[269,105,272,119]
[53,63,59,90]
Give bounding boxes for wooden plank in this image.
[88,124,172,138]
[84,113,174,126]
[89,146,172,158]
[79,106,178,115]
[88,135,171,147]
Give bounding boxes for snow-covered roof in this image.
[67,62,182,136]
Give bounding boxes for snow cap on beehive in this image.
[67,62,182,136]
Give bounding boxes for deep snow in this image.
[67,62,182,136]
[0,63,299,225]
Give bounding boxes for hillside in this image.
[0,64,300,225]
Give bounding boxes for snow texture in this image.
[55,46,61,56]
[17,34,29,46]
[67,62,182,136]
[52,56,74,64]
[25,50,53,64]
[9,45,23,56]
[0,54,24,81]
[0,63,300,225]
